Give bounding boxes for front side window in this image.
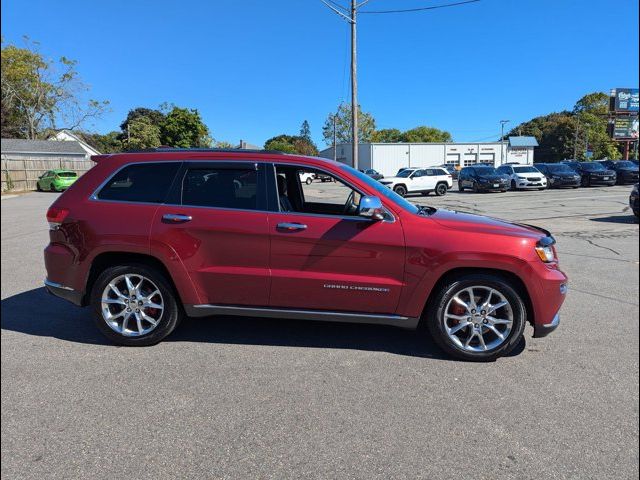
[97,163,181,203]
[182,167,258,210]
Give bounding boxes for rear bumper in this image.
[44,279,83,306]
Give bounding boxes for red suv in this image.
[44,150,567,361]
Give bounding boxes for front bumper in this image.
[588,174,616,185]
[44,279,83,306]
[533,312,560,338]
[477,182,508,191]
[549,178,581,188]
[514,178,547,189]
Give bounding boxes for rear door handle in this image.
[162,213,192,223]
[276,222,307,231]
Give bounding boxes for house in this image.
[48,129,101,157]
[1,138,90,161]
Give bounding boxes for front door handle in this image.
[162,213,192,223]
[276,222,307,231]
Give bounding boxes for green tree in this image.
[573,92,620,160]
[300,120,312,142]
[507,112,578,162]
[399,126,452,143]
[81,131,122,153]
[322,103,376,145]
[1,38,108,139]
[120,107,165,133]
[264,134,318,155]
[371,128,402,143]
[160,106,211,148]
[126,117,162,150]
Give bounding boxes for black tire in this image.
[50,183,57,192]
[435,182,448,197]
[581,176,590,187]
[458,182,465,192]
[472,181,479,193]
[36,183,42,192]
[510,180,517,191]
[394,185,407,197]
[90,264,181,346]
[306,178,313,185]
[425,273,527,361]
[420,191,430,196]
[538,187,546,191]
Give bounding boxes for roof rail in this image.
[121,147,286,155]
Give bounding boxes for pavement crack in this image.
[581,237,621,256]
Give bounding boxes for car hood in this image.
[428,208,548,241]
[477,175,509,182]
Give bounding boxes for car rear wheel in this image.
[36,182,42,191]
[90,264,181,346]
[581,176,590,187]
[435,182,448,196]
[50,183,57,192]
[426,273,526,361]
[472,182,479,193]
[306,178,313,185]
[458,182,465,192]
[510,180,517,190]
[393,185,407,197]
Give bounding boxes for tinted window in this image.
[98,163,180,203]
[396,169,414,178]
[616,161,636,168]
[475,167,499,175]
[547,164,574,173]
[58,171,77,177]
[182,167,258,210]
[580,163,605,171]
[513,166,540,173]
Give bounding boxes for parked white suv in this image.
[379,167,453,197]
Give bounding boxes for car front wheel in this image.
[426,273,526,361]
[90,264,181,346]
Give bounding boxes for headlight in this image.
[535,245,555,263]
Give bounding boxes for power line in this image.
[360,0,480,14]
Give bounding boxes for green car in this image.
[36,169,78,192]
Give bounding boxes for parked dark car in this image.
[438,164,459,180]
[458,166,510,193]
[562,161,617,187]
[630,160,639,167]
[630,183,639,218]
[534,163,581,188]
[598,160,640,185]
[396,167,411,176]
[359,168,384,181]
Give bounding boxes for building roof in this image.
[49,129,101,155]
[1,138,87,155]
[508,136,539,147]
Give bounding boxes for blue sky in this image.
[2,0,638,148]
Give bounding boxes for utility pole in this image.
[500,120,509,165]
[350,0,358,169]
[573,119,579,160]
[333,114,337,162]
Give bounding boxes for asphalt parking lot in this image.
[2,185,639,480]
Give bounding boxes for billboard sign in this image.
[612,88,639,112]
[612,115,639,139]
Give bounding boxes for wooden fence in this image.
[1,156,95,192]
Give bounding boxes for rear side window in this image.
[181,167,258,210]
[97,163,181,203]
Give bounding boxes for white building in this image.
[319,137,538,177]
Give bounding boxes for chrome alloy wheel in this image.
[101,274,164,337]
[443,286,514,352]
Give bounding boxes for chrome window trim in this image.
[273,162,396,223]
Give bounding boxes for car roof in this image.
[91,149,341,169]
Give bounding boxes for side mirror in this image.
[359,195,385,221]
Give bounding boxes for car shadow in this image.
[1,287,525,360]
[590,214,638,224]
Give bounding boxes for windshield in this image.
[340,165,419,214]
[616,161,636,168]
[547,164,575,173]
[513,166,540,174]
[581,162,605,171]
[396,169,414,178]
[475,167,499,175]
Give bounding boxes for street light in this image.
[500,120,510,165]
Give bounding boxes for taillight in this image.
[46,207,69,229]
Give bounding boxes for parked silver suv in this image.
[497,164,548,191]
